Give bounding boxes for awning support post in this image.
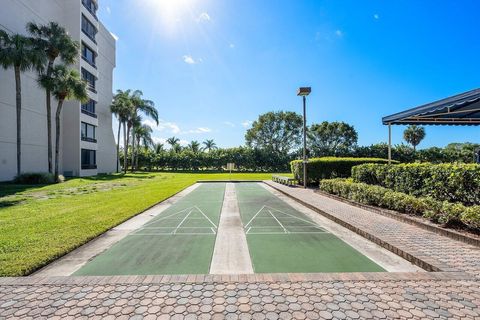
[388,123,392,164]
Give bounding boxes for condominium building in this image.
[0,0,117,181]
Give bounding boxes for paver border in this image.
[1,271,473,286]
[315,189,480,247]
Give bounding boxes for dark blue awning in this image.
[383,88,480,126]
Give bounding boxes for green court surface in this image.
[235,183,385,273]
[74,183,225,275]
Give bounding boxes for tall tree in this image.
[40,65,88,181]
[154,143,164,154]
[245,111,303,154]
[403,125,426,152]
[308,121,358,156]
[124,90,158,172]
[28,22,79,173]
[133,123,153,169]
[202,139,217,152]
[0,31,45,176]
[110,90,133,172]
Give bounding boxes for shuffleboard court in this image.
[235,183,385,273]
[74,183,225,275]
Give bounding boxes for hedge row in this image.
[319,178,480,230]
[352,163,480,206]
[290,157,395,184]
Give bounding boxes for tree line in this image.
[1,22,88,181]
[113,110,478,172]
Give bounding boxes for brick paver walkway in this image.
[1,182,480,319]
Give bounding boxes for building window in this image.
[81,149,97,169]
[81,99,97,118]
[82,0,98,17]
[81,122,96,143]
[81,14,97,42]
[81,43,96,67]
[81,68,96,92]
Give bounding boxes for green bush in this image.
[319,178,480,230]
[352,163,480,206]
[290,157,394,184]
[14,172,55,184]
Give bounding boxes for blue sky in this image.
[99,0,480,149]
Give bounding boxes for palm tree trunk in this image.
[46,59,54,174]
[14,66,22,177]
[135,137,140,170]
[54,100,64,181]
[124,124,130,174]
[122,122,127,173]
[116,119,121,173]
[130,129,135,172]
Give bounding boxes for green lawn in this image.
[0,172,285,276]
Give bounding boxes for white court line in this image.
[173,209,193,234]
[266,205,329,230]
[141,227,213,229]
[247,232,329,235]
[141,207,193,227]
[194,206,218,229]
[268,210,288,233]
[244,205,266,229]
[131,233,216,236]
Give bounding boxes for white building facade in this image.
[0,0,117,181]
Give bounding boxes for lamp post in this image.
[297,87,311,189]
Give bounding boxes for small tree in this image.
[40,65,88,181]
[403,125,426,152]
[110,90,133,172]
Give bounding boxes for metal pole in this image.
[388,123,392,164]
[303,96,307,188]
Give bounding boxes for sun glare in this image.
[141,0,198,33]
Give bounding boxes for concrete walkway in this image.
[210,183,254,274]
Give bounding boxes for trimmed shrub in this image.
[319,178,480,230]
[290,157,394,184]
[13,172,55,184]
[352,163,480,206]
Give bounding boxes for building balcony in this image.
[81,108,97,118]
[81,136,97,143]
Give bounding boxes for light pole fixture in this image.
[297,87,311,189]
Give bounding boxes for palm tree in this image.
[166,136,180,149]
[110,90,133,172]
[403,125,426,152]
[154,143,164,154]
[172,143,183,153]
[133,123,153,170]
[40,65,88,181]
[202,139,217,152]
[0,31,45,176]
[124,90,158,173]
[188,140,201,153]
[28,22,79,173]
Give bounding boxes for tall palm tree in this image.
[188,140,201,153]
[40,65,88,181]
[172,143,183,153]
[202,139,217,152]
[166,137,180,150]
[110,90,133,172]
[0,31,45,176]
[133,123,153,170]
[28,22,79,173]
[124,90,158,173]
